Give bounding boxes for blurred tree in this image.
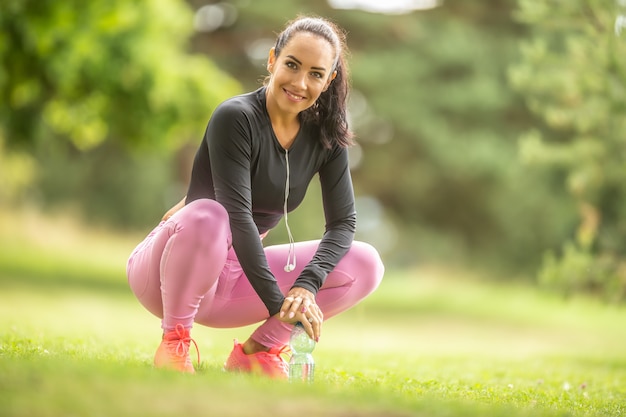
[1,0,239,151]
[343,5,574,269]
[509,0,626,300]
[0,134,35,204]
[0,0,240,225]
[1,0,589,277]
[185,0,577,272]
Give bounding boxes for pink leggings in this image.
[126,199,384,349]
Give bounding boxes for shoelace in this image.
[269,345,291,370]
[172,323,201,367]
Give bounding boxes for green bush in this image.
[511,0,626,300]
[539,242,626,303]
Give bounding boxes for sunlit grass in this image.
[1,207,625,416]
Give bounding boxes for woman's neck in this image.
[265,89,300,149]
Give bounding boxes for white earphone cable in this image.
[283,149,296,272]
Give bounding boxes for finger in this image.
[312,315,323,342]
[301,308,322,341]
[303,314,320,342]
[307,304,322,321]
[313,319,321,342]
[300,301,312,314]
[310,306,323,341]
[297,312,315,340]
[279,296,295,318]
[316,309,324,323]
[287,297,304,319]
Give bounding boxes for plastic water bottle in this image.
[288,322,315,383]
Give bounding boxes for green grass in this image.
[1,209,625,416]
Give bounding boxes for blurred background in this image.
[1,0,625,302]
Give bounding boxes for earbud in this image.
[284,263,295,273]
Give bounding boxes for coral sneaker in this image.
[224,340,289,379]
[154,324,200,374]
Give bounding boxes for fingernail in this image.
[315,337,319,342]
[280,312,284,318]
[289,312,295,318]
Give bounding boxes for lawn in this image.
[1,209,625,416]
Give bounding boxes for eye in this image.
[311,72,323,79]
[286,61,297,70]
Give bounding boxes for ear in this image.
[323,70,338,91]
[267,47,277,73]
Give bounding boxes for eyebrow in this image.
[286,55,327,72]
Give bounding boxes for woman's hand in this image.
[162,197,186,221]
[277,287,323,342]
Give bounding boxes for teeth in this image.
[286,90,303,100]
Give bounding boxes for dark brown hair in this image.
[271,16,353,148]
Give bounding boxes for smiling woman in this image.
[125,16,385,378]
[265,32,337,149]
[265,16,352,150]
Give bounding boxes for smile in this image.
[283,88,306,101]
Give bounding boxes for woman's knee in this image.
[178,199,228,227]
[347,241,385,290]
[173,199,230,244]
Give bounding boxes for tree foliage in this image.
[510,0,626,300]
[187,0,577,272]
[3,0,614,281]
[0,0,240,152]
[0,0,240,223]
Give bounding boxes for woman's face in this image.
[266,32,337,117]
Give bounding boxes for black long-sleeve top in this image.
[186,87,356,316]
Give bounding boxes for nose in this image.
[291,72,307,91]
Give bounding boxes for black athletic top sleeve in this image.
[186,87,356,316]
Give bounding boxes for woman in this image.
[126,15,384,378]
